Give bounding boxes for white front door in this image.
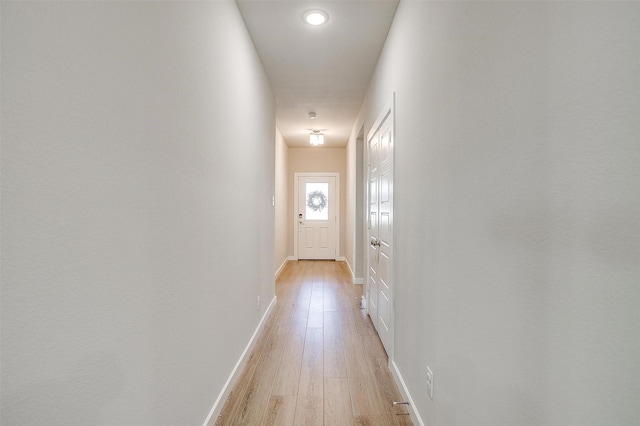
[367,100,394,356]
[297,174,337,260]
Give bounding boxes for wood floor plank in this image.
[341,320,379,417]
[213,306,281,425]
[307,287,324,328]
[260,395,296,426]
[323,285,338,312]
[292,272,313,317]
[215,260,412,426]
[228,330,289,425]
[270,316,306,396]
[355,412,408,425]
[324,377,355,426]
[324,311,347,379]
[370,353,410,418]
[293,326,324,425]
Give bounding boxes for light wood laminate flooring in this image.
[213,260,412,426]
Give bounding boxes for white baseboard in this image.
[288,255,297,261]
[390,360,425,426]
[202,295,277,426]
[275,257,289,278]
[340,258,352,279]
[339,258,364,285]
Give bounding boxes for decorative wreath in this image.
[306,190,327,212]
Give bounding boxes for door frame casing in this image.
[293,172,340,260]
[365,94,395,360]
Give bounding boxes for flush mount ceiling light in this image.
[309,131,325,146]
[303,10,329,26]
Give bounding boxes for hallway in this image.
[214,261,411,425]
[3,2,638,424]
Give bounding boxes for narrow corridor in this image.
[214,260,412,425]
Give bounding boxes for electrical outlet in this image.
[257,296,261,312]
[426,366,433,399]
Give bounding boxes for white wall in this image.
[1,1,275,424]
[346,118,366,283]
[287,147,347,259]
[346,129,357,277]
[361,1,639,425]
[274,129,289,274]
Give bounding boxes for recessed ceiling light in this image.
[303,10,328,26]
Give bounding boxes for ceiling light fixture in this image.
[303,10,328,26]
[309,131,325,146]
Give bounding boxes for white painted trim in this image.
[341,258,364,285]
[390,360,425,426]
[336,256,347,262]
[202,295,277,426]
[293,172,341,260]
[343,258,354,284]
[341,257,352,276]
[275,257,289,278]
[367,94,395,144]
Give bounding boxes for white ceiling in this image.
[236,0,399,148]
